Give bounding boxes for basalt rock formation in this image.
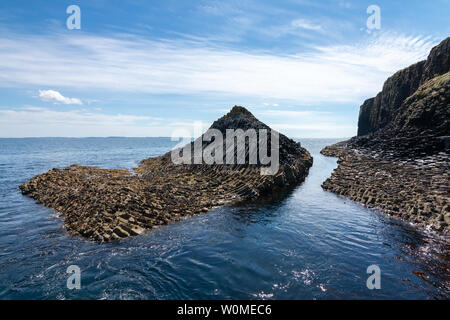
[321,38,450,233]
[20,106,313,242]
[358,37,450,136]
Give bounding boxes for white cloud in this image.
[0,105,353,138]
[291,19,322,31]
[259,109,356,138]
[272,123,356,138]
[260,110,330,117]
[38,89,83,105]
[339,2,352,9]
[0,32,437,105]
[0,107,176,137]
[314,34,436,73]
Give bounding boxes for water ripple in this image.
[0,138,448,299]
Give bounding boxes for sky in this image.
[0,0,448,138]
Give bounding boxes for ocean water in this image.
[0,137,448,300]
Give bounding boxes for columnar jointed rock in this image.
[20,106,313,242]
[321,38,450,233]
[321,144,449,232]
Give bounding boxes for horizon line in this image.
[0,136,351,140]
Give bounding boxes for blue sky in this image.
[0,0,448,138]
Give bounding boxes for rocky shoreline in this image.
[321,143,449,234]
[321,38,449,235]
[19,106,313,242]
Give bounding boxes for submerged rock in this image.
[19,106,313,242]
[321,38,450,233]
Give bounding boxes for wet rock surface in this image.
[321,144,449,233]
[19,106,313,242]
[322,39,450,234]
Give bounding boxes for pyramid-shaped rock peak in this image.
[210,106,267,132]
[170,106,309,168]
[222,105,256,120]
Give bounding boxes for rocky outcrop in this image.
[358,37,450,136]
[351,71,449,160]
[321,144,449,232]
[20,106,313,242]
[322,38,450,233]
[392,72,450,138]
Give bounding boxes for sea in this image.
[0,137,448,299]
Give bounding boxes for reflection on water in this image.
[0,137,448,299]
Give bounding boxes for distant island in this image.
[321,37,449,233]
[19,106,313,242]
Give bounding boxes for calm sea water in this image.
[0,137,448,300]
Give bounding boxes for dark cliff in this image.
[321,38,450,233]
[358,37,450,136]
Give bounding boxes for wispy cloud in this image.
[272,123,356,138]
[0,106,186,137]
[198,1,243,16]
[0,107,152,126]
[0,105,354,138]
[0,31,437,105]
[260,109,357,138]
[315,34,436,72]
[260,109,331,118]
[338,1,352,9]
[38,89,83,105]
[291,19,323,31]
[260,18,326,39]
